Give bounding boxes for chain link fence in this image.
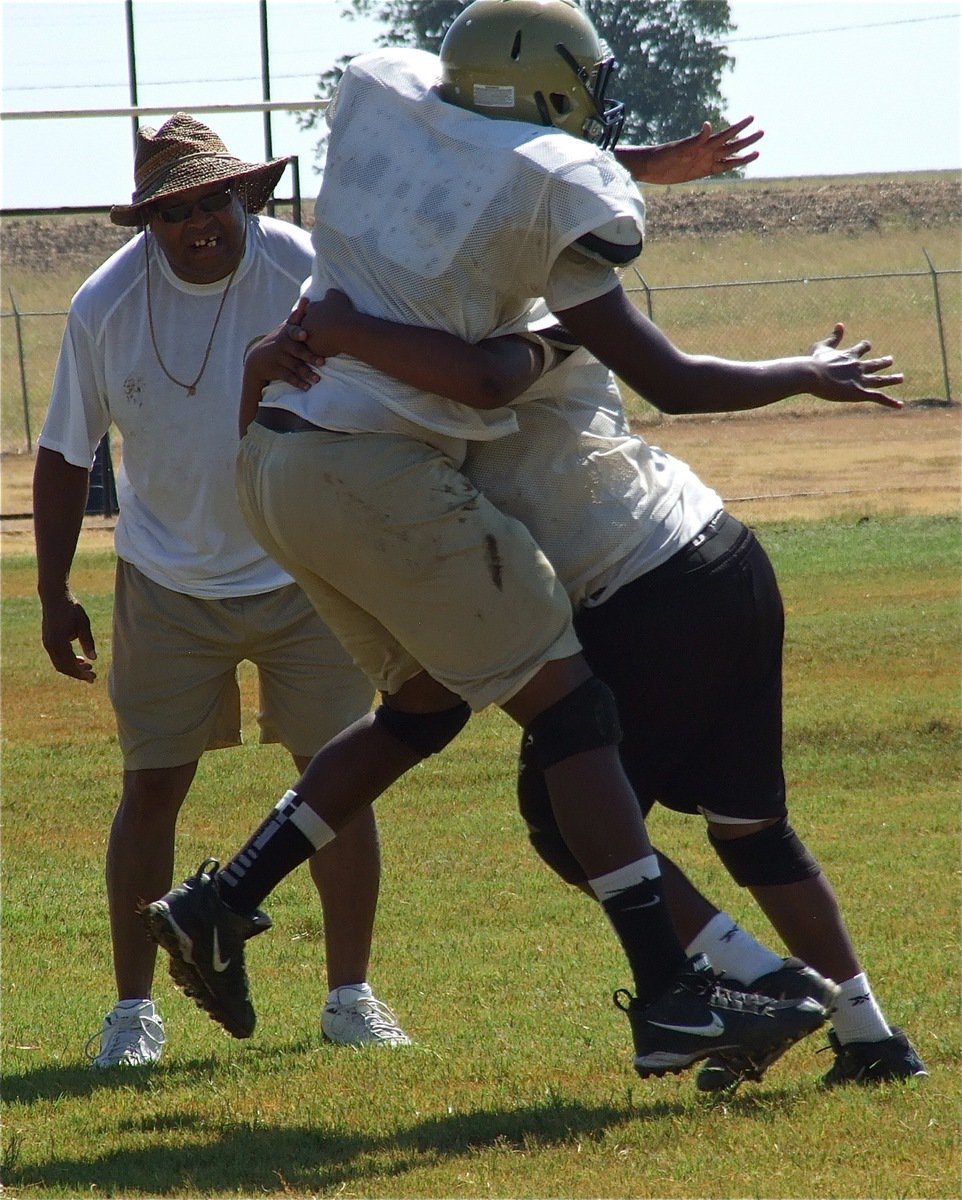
[2,246,959,461]
[618,260,959,420]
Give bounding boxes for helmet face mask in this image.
[439,0,626,149]
[553,40,625,147]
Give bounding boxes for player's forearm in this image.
[557,288,818,415]
[656,354,821,414]
[33,447,89,601]
[605,343,819,416]
[615,144,685,186]
[312,310,541,410]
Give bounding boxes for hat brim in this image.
[109,156,291,227]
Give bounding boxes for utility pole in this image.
[124,0,140,152]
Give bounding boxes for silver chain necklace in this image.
[144,222,245,397]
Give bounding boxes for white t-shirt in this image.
[39,216,312,598]
[462,350,723,609]
[262,48,646,444]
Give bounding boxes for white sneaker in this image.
[321,985,412,1046]
[86,1000,166,1068]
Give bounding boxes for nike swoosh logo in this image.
[212,928,231,973]
[620,898,661,910]
[650,1012,726,1037]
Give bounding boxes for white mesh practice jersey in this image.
[462,350,723,609]
[262,48,646,442]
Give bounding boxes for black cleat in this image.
[140,859,271,1039]
[822,1027,928,1086]
[696,958,840,1092]
[617,954,828,1080]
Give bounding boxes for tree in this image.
[298,1,734,165]
[584,1,733,145]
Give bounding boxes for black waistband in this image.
[254,407,324,433]
[644,510,745,585]
[610,510,748,599]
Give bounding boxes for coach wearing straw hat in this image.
[34,114,410,1067]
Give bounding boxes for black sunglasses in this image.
[154,187,235,224]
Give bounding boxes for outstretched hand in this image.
[616,115,763,185]
[682,115,764,178]
[809,323,904,408]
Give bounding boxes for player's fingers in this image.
[719,151,760,169]
[862,389,904,409]
[287,377,315,392]
[859,355,895,375]
[847,338,871,358]
[725,129,764,154]
[860,370,904,388]
[288,341,323,367]
[714,114,754,140]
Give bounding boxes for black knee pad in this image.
[708,817,821,887]
[517,736,588,886]
[373,701,470,757]
[523,676,622,772]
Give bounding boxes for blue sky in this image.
[2,0,959,209]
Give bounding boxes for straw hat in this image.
[110,112,291,227]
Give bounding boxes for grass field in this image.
[2,172,960,1196]
[2,512,959,1198]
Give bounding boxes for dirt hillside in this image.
[4,174,959,273]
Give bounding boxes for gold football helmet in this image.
[439,0,626,148]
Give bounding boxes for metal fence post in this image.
[923,248,953,402]
[626,267,654,320]
[8,288,33,451]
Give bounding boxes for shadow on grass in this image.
[2,1054,235,1104]
[1,1034,329,1104]
[4,1072,810,1195]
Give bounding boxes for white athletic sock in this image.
[587,855,660,902]
[830,973,892,1044]
[327,982,373,1006]
[686,912,785,982]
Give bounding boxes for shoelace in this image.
[85,1011,165,1062]
[687,973,783,1014]
[613,969,788,1016]
[339,997,408,1039]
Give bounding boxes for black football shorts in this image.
[519,511,788,867]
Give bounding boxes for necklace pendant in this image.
[186,385,197,397]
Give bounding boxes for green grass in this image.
[2,513,960,1197]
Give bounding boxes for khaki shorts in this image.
[109,560,374,770]
[236,422,580,710]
